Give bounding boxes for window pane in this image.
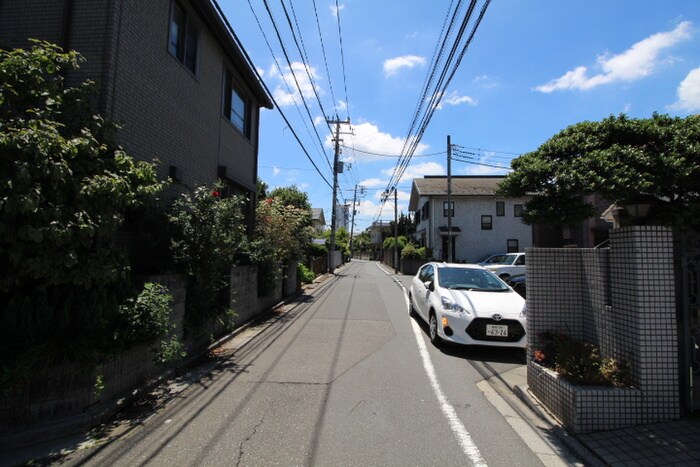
[514,204,523,217]
[443,201,454,217]
[184,25,198,73]
[507,239,518,253]
[231,88,247,133]
[169,3,185,57]
[496,201,505,216]
[481,215,492,230]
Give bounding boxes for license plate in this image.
[486,324,509,337]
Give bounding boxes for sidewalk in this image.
[493,364,700,466]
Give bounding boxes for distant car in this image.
[408,262,527,348]
[480,252,526,280]
[506,274,526,298]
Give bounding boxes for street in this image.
[64,260,569,466]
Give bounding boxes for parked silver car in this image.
[409,262,527,348]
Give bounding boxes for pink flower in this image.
[212,190,221,197]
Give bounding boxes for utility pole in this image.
[447,135,453,263]
[394,187,399,274]
[327,116,350,274]
[348,184,365,259]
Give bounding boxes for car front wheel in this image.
[429,313,441,346]
[408,294,417,317]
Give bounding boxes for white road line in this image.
[376,263,487,467]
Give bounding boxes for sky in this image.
[220,0,700,232]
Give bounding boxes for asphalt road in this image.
[61,260,552,466]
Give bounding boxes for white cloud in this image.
[314,116,325,126]
[269,62,323,107]
[359,178,386,188]
[272,166,281,176]
[535,21,693,93]
[669,66,700,112]
[330,3,345,17]
[336,100,348,112]
[434,90,477,110]
[256,66,265,77]
[474,74,497,89]
[332,121,430,163]
[383,55,426,77]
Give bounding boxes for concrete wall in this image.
[1,264,300,434]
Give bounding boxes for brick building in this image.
[0,0,273,228]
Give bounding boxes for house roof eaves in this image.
[200,1,274,109]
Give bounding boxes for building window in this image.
[514,204,523,217]
[169,1,198,74]
[223,69,250,137]
[496,201,505,216]
[507,239,519,253]
[443,201,454,217]
[481,215,492,230]
[422,201,430,220]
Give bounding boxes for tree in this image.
[0,41,165,361]
[269,185,312,213]
[497,114,700,229]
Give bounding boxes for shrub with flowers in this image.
[252,196,312,295]
[533,332,632,388]
[168,183,248,328]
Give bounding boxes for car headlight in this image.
[441,296,469,314]
[519,301,528,318]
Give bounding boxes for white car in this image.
[409,262,527,349]
[480,252,526,280]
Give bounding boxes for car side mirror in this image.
[425,281,434,291]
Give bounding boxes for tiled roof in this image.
[408,176,506,210]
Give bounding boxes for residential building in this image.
[335,203,350,231]
[311,208,326,236]
[408,176,533,263]
[0,0,273,230]
[368,220,392,260]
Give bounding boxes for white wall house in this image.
[408,176,533,263]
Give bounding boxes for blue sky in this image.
[221,0,700,232]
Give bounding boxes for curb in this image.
[511,384,607,467]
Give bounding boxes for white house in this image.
[408,176,533,263]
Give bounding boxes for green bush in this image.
[115,283,172,345]
[401,243,427,260]
[298,263,315,284]
[307,241,328,257]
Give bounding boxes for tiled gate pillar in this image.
[609,226,680,422]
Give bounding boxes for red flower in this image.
[265,198,273,205]
[534,350,546,363]
[212,190,221,197]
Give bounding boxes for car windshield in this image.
[437,267,509,292]
[483,254,517,265]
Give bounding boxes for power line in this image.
[377,0,491,220]
[311,0,337,108]
[340,145,446,158]
[260,0,334,173]
[334,0,351,120]
[212,0,333,189]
